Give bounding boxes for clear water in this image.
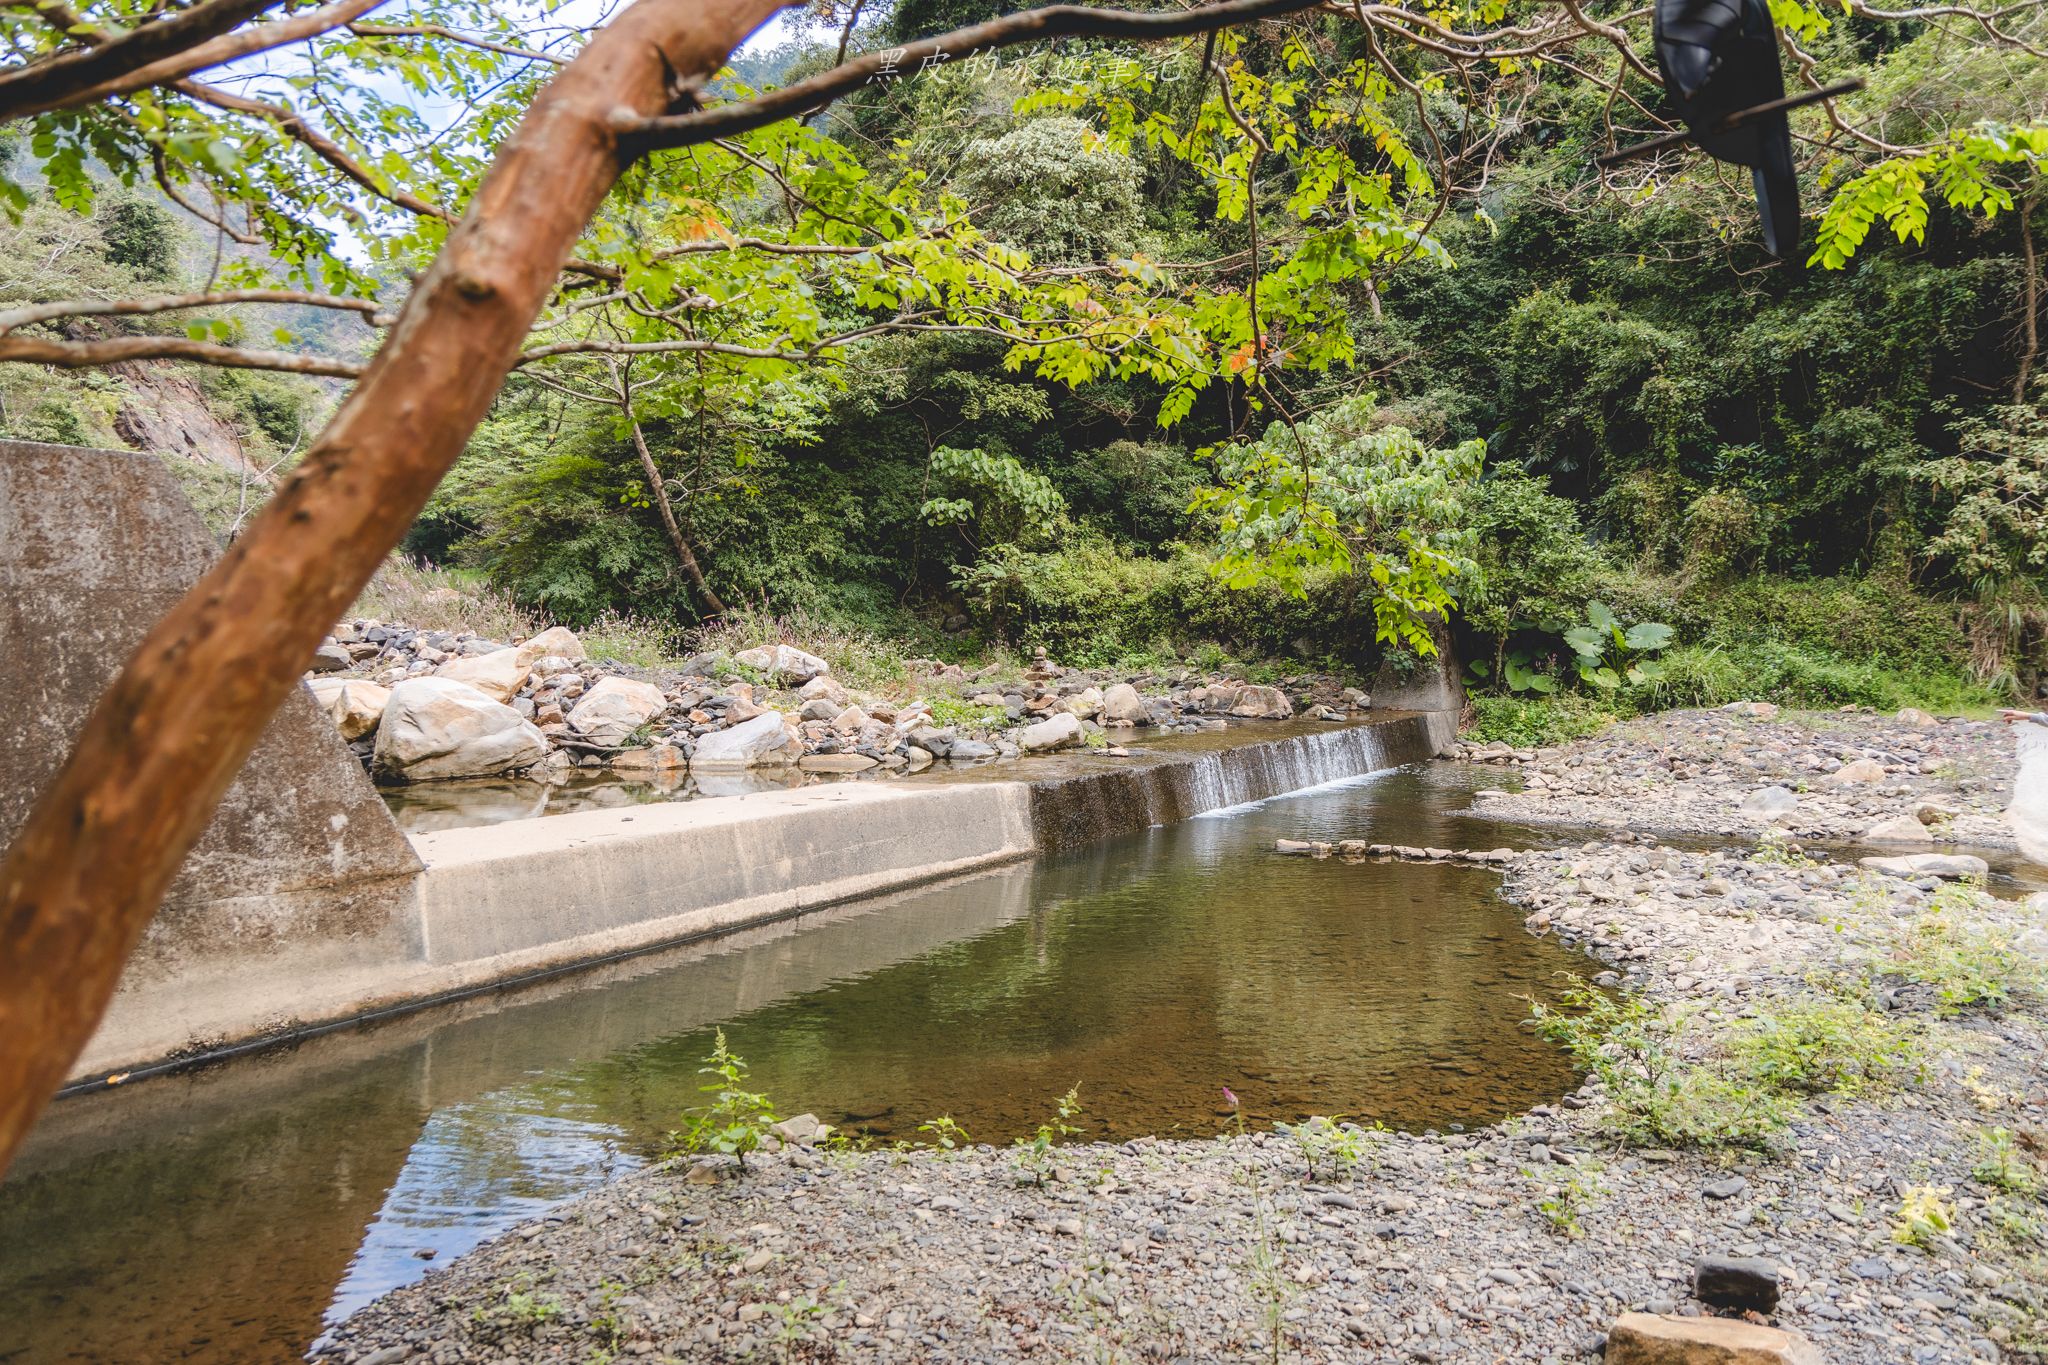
[0,763,1599,1365]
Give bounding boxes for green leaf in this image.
[1623,622,1675,651]
[1562,625,1605,659]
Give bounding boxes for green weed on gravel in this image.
[1531,978,1932,1149]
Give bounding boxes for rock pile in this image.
[307,622,1374,785]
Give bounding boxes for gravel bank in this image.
[1454,705,2021,850]
[321,710,2048,1365]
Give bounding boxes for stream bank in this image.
[320,708,2048,1365]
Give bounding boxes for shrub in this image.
[1463,693,1618,747]
[352,559,543,640]
[1528,982,1792,1149]
[1683,488,1770,583]
[1641,642,1998,713]
[1883,884,2045,1015]
[1726,993,1925,1098]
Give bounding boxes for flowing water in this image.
[0,759,1602,1365]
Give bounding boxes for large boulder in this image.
[1018,711,1083,752]
[2012,720,2048,867]
[307,677,391,741]
[515,625,586,669]
[735,643,829,684]
[1739,786,1799,821]
[1896,706,1939,728]
[798,674,848,706]
[691,711,801,768]
[1604,1312,1819,1364]
[1102,682,1146,724]
[373,678,549,782]
[1828,757,1886,785]
[1863,812,1936,846]
[568,676,668,746]
[1229,684,1294,720]
[435,648,530,703]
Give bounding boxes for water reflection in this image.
[1,763,1597,1365]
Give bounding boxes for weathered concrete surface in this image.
[410,781,1037,963]
[70,782,1038,1079]
[0,440,423,1078]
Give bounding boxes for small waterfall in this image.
[1026,713,1446,851]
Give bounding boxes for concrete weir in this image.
[4,441,1460,1087]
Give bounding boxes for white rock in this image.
[1828,758,1886,785]
[373,678,549,782]
[515,625,586,669]
[568,676,668,746]
[1863,813,1936,846]
[307,677,391,741]
[1017,711,1084,752]
[798,675,848,705]
[1228,684,1294,720]
[1102,682,1146,724]
[1895,706,1939,728]
[1739,786,1799,820]
[691,711,800,768]
[734,644,829,684]
[435,648,530,703]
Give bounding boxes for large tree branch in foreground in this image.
[0,0,279,122]
[616,0,1326,148]
[0,0,793,1180]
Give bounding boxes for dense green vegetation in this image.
[3,1,2045,730]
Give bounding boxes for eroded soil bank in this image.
[321,708,2048,1365]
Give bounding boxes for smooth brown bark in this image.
[0,0,789,1177]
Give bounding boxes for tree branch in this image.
[23,0,392,118]
[0,287,388,332]
[346,20,570,65]
[0,0,280,122]
[615,0,1325,149]
[0,332,365,376]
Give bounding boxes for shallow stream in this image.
[0,763,1600,1364]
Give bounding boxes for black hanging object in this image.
[1650,0,1800,257]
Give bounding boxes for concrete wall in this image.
[0,439,423,1049]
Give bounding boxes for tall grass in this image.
[683,602,938,694]
[352,559,541,640]
[1644,642,2002,715]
